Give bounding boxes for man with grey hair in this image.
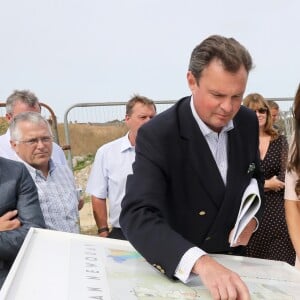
[9,111,81,233]
[0,89,66,165]
[120,35,264,299]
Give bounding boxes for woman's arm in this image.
[285,200,300,257]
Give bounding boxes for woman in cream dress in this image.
[285,84,300,268]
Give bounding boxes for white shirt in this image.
[175,97,234,283]
[0,130,67,165]
[86,133,135,228]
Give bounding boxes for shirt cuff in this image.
[174,247,206,283]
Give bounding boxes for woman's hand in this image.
[265,176,285,192]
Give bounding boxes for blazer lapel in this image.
[208,124,252,236]
[225,125,250,205]
[178,98,226,208]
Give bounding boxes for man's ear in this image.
[187,71,197,91]
[6,113,13,122]
[124,114,130,126]
[10,140,18,152]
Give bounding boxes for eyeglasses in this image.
[253,108,268,114]
[16,136,53,146]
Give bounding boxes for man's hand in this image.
[0,210,21,231]
[229,218,257,247]
[98,230,109,238]
[78,198,84,210]
[192,255,250,300]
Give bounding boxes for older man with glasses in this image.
[9,111,82,233]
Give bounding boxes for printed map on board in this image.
[101,243,300,300]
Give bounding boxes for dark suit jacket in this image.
[120,96,264,278]
[0,157,45,288]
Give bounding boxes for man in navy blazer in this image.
[0,157,45,288]
[120,35,264,299]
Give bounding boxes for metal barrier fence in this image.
[63,100,177,169]
[0,97,295,170]
[63,97,295,170]
[0,102,61,145]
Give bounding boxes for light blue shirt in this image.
[23,159,80,233]
[190,97,234,184]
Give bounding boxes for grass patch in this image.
[57,122,128,157]
[73,154,94,171]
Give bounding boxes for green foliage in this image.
[0,118,9,135]
[73,154,95,171]
[83,194,91,204]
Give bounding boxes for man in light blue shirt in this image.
[10,112,81,233]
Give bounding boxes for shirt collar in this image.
[4,129,10,141]
[190,96,234,136]
[17,156,55,177]
[120,132,135,153]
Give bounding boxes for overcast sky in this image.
[0,0,299,121]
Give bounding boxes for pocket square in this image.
[247,163,256,174]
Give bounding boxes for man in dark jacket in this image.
[120,35,264,300]
[0,157,45,288]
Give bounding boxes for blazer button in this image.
[198,210,206,216]
[205,236,211,241]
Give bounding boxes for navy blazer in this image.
[0,157,45,287]
[120,96,264,278]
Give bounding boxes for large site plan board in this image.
[1,228,300,299]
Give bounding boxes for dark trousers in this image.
[108,227,126,240]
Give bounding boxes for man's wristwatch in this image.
[98,227,109,234]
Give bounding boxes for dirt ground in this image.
[74,164,98,235]
[79,201,97,235]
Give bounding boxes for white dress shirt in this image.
[86,133,135,228]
